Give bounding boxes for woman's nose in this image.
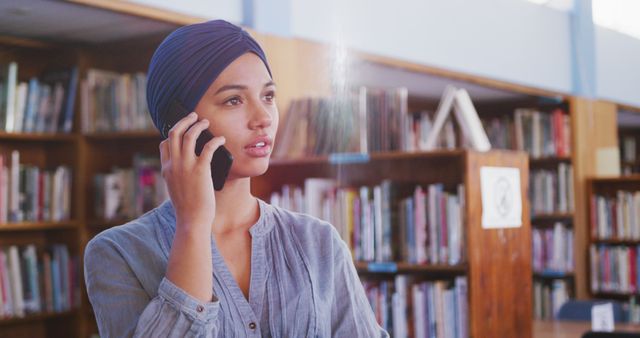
[249,102,273,130]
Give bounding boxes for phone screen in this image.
[162,100,234,191]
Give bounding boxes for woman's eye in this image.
[264,91,276,103]
[225,97,242,106]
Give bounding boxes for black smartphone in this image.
[161,100,234,191]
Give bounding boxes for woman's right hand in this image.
[159,111,226,232]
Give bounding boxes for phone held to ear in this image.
[161,100,234,191]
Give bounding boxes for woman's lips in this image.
[244,136,273,157]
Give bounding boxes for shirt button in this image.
[196,305,204,313]
[248,322,257,330]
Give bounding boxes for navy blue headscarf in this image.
[146,20,271,133]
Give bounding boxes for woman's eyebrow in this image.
[214,84,247,95]
[214,81,275,95]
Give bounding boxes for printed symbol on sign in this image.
[494,177,512,217]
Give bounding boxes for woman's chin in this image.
[232,160,270,178]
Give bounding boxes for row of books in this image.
[94,154,168,221]
[362,276,468,338]
[591,191,640,240]
[590,245,640,294]
[0,62,78,134]
[0,244,79,319]
[81,69,154,133]
[530,163,574,215]
[274,88,407,157]
[483,108,571,158]
[532,222,574,273]
[533,279,570,320]
[404,111,463,151]
[0,151,72,223]
[270,179,465,265]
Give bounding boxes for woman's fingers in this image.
[182,118,210,157]
[198,136,226,168]
[167,112,198,161]
[159,139,170,165]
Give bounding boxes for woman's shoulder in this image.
[266,202,344,256]
[85,202,170,259]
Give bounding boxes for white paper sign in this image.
[480,167,522,229]
[592,302,615,332]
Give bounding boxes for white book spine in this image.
[9,150,20,222]
[373,185,383,262]
[14,82,28,133]
[5,62,17,132]
[8,246,24,317]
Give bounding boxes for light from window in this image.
[593,0,640,40]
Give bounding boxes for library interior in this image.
[0,0,639,337]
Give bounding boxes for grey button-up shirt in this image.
[84,199,389,337]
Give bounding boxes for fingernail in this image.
[190,112,197,117]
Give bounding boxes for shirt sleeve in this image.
[330,232,390,338]
[84,234,220,338]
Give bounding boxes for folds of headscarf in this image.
[146,19,271,133]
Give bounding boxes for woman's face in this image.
[194,52,278,181]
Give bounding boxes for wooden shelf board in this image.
[592,291,639,299]
[590,175,640,184]
[0,309,78,326]
[0,221,78,231]
[593,238,640,246]
[0,132,78,142]
[269,149,466,166]
[83,130,161,140]
[0,35,53,49]
[531,213,574,222]
[533,271,574,279]
[529,155,572,165]
[354,261,467,274]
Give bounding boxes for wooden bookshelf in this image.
[254,149,532,338]
[587,176,640,300]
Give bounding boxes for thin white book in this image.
[532,111,541,158]
[0,157,6,223]
[452,88,491,151]
[5,62,18,132]
[373,185,383,262]
[0,250,13,316]
[357,86,368,154]
[412,284,426,338]
[9,150,20,222]
[0,250,5,317]
[8,245,24,317]
[13,82,28,133]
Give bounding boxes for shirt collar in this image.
[156,198,275,255]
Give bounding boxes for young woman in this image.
[84,20,389,337]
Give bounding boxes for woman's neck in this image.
[212,177,259,235]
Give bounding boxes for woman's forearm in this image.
[166,224,214,302]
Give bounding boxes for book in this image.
[424,86,491,152]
